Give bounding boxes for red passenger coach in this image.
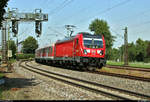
[35,32,106,70]
[35,44,55,63]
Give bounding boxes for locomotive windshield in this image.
[83,38,103,48]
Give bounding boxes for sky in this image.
[2,0,150,48]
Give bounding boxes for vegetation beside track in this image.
[0,73,4,79]
[0,85,6,99]
[107,61,150,68]
[0,73,5,99]
[0,86,3,99]
[16,53,35,60]
[98,67,150,79]
[8,59,16,64]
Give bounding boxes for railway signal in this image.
[1,8,48,65]
[35,21,42,37]
[12,20,18,37]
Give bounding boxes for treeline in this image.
[7,36,38,59]
[88,19,150,63]
[108,38,150,63]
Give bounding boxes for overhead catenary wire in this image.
[129,20,150,29]
[75,0,132,25]
[41,0,55,11]
[38,0,149,48]
[112,8,150,30]
[48,26,66,37]
[49,0,74,16]
[110,28,124,39]
[46,0,131,36]
[43,0,75,34]
[54,2,98,24]
[53,0,131,26]
[36,0,72,47]
[114,8,150,23]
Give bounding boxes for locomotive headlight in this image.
[97,50,103,55]
[86,49,90,53]
[97,50,101,54]
[84,49,87,54]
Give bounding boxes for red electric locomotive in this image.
[35,32,106,70]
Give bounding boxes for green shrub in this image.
[0,73,4,79]
[144,58,150,63]
[16,54,35,60]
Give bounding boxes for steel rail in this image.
[19,61,150,100]
[90,71,150,82]
[106,65,150,72]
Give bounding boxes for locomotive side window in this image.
[49,47,51,53]
[49,47,53,54]
[40,50,43,57]
[47,48,50,54]
[51,47,53,54]
[76,39,78,44]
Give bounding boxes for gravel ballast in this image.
[13,61,111,100]
[29,61,150,96]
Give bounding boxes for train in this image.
[35,32,106,70]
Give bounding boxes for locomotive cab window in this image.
[83,38,103,48]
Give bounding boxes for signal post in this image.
[1,8,48,70]
[123,27,128,66]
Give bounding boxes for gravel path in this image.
[29,61,150,96]
[2,73,59,100]
[12,61,111,100]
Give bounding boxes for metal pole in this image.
[8,21,10,61]
[2,21,7,64]
[17,35,18,52]
[124,27,128,66]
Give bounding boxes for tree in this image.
[135,38,148,62]
[0,0,9,27]
[146,42,150,58]
[128,42,136,62]
[89,19,115,59]
[22,36,38,54]
[118,38,149,62]
[109,48,120,61]
[8,40,17,58]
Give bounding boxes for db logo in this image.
[92,50,96,54]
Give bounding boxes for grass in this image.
[99,67,127,73]
[0,73,5,99]
[129,63,150,68]
[99,67,150,79]
[107,61,124,66]
[9,59,16,64]
[0,73,4,79]
[0,85,11,100]
[107,60,150,68]
[0,85,5,99]
[0,86,3,99]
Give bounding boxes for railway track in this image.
[106,65,150,72]
[89,71,150,83]
[19,61,150,100]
